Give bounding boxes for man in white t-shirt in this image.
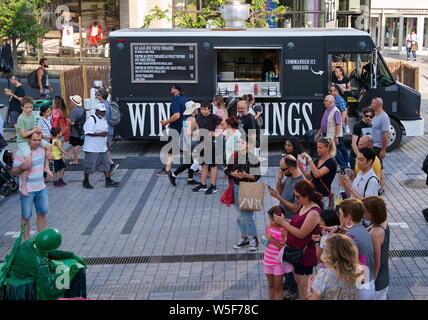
[82,104,119,189]
[340,147,379,199]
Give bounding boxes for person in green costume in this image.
[6,228,87,300]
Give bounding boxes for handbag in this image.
[238,181,265,211]
[282,246,304,267]
[220,180,234,207]
[220,152,238,207]
[319,178,334,209]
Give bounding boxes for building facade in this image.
[370,0,428,53]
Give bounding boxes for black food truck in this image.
[109,28,424,151]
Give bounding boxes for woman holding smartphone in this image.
[300,137,338,209]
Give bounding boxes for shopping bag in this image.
[238,181,265,211]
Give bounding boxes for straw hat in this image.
[183,101,200,115]
[70,95,83,106]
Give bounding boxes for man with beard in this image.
[236,100,257,143]
[36,58,53,99]
[268,155,305,219]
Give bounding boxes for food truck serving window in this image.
[215,47,281,98]
[130,43,198,83]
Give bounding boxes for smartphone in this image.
[267,185,274,191]
[340,167,346,175]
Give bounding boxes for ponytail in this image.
[310,190,324,211]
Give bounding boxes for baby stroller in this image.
[0,147,19,198]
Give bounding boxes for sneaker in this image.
[249,237,259,251]
[168,172,176,187]
[53,181,61,188]
[187,179,200,185]
[233,237,249,249]
[83,180,94,189]
[155,168,169,177]
[110,163,119,176]
[204,184,218,195]
[379,188,385,195]
[59,179,67,186]
[105,180,119,188]
[192,184,208,192]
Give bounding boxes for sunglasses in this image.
[364,114,374,119]
[281,167,290,172]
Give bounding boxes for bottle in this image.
[265,72,269,82]
[254,83,258,95]
[234,83,239,96]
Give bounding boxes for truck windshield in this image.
[376,55,395,87]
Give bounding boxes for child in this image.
[38,105,53,183]
[263,206,288,300]
[313,209,341,261]
[38,105,52,143]
[16,96,52,195]
[51,127,72,187]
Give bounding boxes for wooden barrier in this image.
[332,61,419,91]
[60,66,111,113]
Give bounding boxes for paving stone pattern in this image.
[0,98,428,300]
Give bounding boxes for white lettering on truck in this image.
[128,102,313,137]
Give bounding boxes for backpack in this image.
[74,109,87,140]
[108,101,121,126]
[27,67,41,89]
[363,175,380,197]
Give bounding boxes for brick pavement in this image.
[0,101,427,300]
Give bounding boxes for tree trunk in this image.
[11,38,19,76]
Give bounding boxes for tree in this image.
[142,0,287,29]
[0,0,51,74]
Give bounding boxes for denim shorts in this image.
[20,188,49,219]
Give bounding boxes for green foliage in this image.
[0,0,51,47]
[142,0,288,29]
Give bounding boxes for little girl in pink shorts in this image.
[263,206,292,300]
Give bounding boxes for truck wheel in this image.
[386,118,402,152]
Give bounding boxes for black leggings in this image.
[174,164,194,179]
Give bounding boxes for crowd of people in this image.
[2,80,121,240]
[154,81,392,300]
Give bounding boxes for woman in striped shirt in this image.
[263,206,287,300]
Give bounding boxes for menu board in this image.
[131,43,198,83]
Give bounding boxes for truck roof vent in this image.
[220,0,250,29]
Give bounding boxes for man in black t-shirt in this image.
[4,75,25,142]
[237,100,257,144]
[192,100,226,195]
[350,106,374,170]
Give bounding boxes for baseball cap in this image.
[96,103,107,112]
[172,83,183,92]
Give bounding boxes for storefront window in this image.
[216,48,281,98]
[19,0,119,60]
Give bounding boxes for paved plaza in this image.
[1,57,428,298]
[1,96,428,300]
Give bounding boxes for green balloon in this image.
[35,228,62,252]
